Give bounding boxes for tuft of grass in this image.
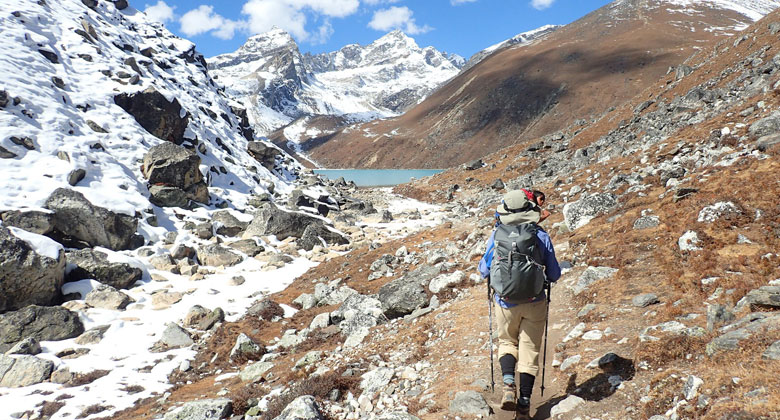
[76,404,111,419]
[262,371,360,420]
[67,370,110,387]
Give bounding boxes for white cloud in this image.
[363,0,400,5]
[451,0,477,5]
[241,0,308,40]
[368,6,432,35]
[531,0,556,10]
[144,0,175,24]
[311,20,334,45]
[179,5,242,40]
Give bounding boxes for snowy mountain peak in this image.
[210,30,465,136]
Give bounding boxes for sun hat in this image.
[496,189,541,225]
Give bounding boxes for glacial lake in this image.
[314,169,444,187]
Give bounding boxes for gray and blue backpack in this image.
[489,223,546,302]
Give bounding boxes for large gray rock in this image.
[212,210,249,237]
[114,87,190,145]
[65,248,143,289]
[5,337,42,355]
[735,285,780,311]
[632,293,659,308]
[44,188,141,250]
[360,367,395,396]
[298,223,349,251]
[142,142,208,205]
[572,266,618,295]
[706,314,780,356]
[377,277,428,319]
[0,226,65,312]
[749,111,780,138]
[163,398,233,420]
[448,390,491,417]
[196,244,243,267]
[85,284,133,310]
[240,361,274,382]
[763,341,780,360]
[1,210,55,235]
[155,323,193,350]
[706,304,735,332]
[148,185,190,208]
[0,354,54,387]
[429,270,466,294]
[244,203,333,242]
[272,395,323,420]
[563,193,619,230]
[247,141,281,171]
[0,305,84,352]
[229,333,264,361]
[550,395,584,417]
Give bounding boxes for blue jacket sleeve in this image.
[536,228,561,282]
[478,231,496,278]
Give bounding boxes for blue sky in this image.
[141,0,613,59]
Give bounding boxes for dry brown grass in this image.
[261,371,360,420]
[38,400,65,418]
[635,335,709,369]
[76,404,111,419]
[67,370,110,387]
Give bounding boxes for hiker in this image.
[532,190,551,223]
[478,189,561,418]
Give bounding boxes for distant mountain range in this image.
[208,28,465,137]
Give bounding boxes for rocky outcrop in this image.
[1,210,55,235]
[85,284,133,310]
[114,87,190,144]
[0,354,54,387]
[211,210,248,237]
[65,249,143,289]
[196,244,243,267]
[163,398,233,420]
[142,142,209,206]
[377,276,428,319]
[244,203,348,249]
[563,193,618,230]
[0,226,65,312]
[0,306,84,353]
[272,395,323,420]
[44,188,142,250]
[247,141,281,171]
[298,223,349,251]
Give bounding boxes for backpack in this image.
[489,223,546,302]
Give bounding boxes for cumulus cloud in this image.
[368,6,432,35]
[451,0,477,5]
[531,0,556,10]
[144,0,175,24]
[363,0,400,5]
[179,5,242,40]
[241,0,308,40]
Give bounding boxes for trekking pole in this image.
[487,279,495,393]
[540,281,552,397]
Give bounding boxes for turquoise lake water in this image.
[314,169,444,187]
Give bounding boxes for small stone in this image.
[4,337,41,356]
[560,355,581,371]
[550,395,584,417]
[683,375,704,400]
[762,340,780,360]
[582,330,603,340]
[448,390,490,417]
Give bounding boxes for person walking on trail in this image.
[532,190,551,223]
[478,189,561,418]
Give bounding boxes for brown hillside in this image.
[305,0,766,169]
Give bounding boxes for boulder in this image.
[706,314,780,356]
[735,286,780,311]
[706,304,735,332]
[464,159,483,170]
[244,203,329,241]
[572,266,618,295]
[142,143,208,205]
[1,210,55,235]
[0,306,84,353]
[550,395,584,417]
[763,341,780,360]
[298,223,349,251]
[212,210,248,237]
[247,299,284,321]
[678,230,702,252]
[75,325,110,345]
[697,202,741,223]
[377,277,427,319]
[114,87,190,144]
[111,0,129,10]
[0,354,54,387]
[196,307,225,331]
[5,337,41,356]
[227,239,264,257]
[632,293,659,308]
[196,244,243,267]
[272,395,323,420]
[563,193,618,230]
[749,111,780,138]
[247,141,281,170]
[65,248,143,289]
[229,333,264,361]
[44,188,141,250]
[163,398,233,420]
[240,361,274,382]
[448,390,491,417]
[0,90,7,108]
[85,284,133,310]
[155,323,193,350]
[429,270,466,294]
[633,215,660,230]
[148,185,189,208]
[0,226,65,312]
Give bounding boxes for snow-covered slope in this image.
[463,24,560,70]
[209,28,465,136]
[0,0,297,225]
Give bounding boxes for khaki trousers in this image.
[496,299,547,376]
